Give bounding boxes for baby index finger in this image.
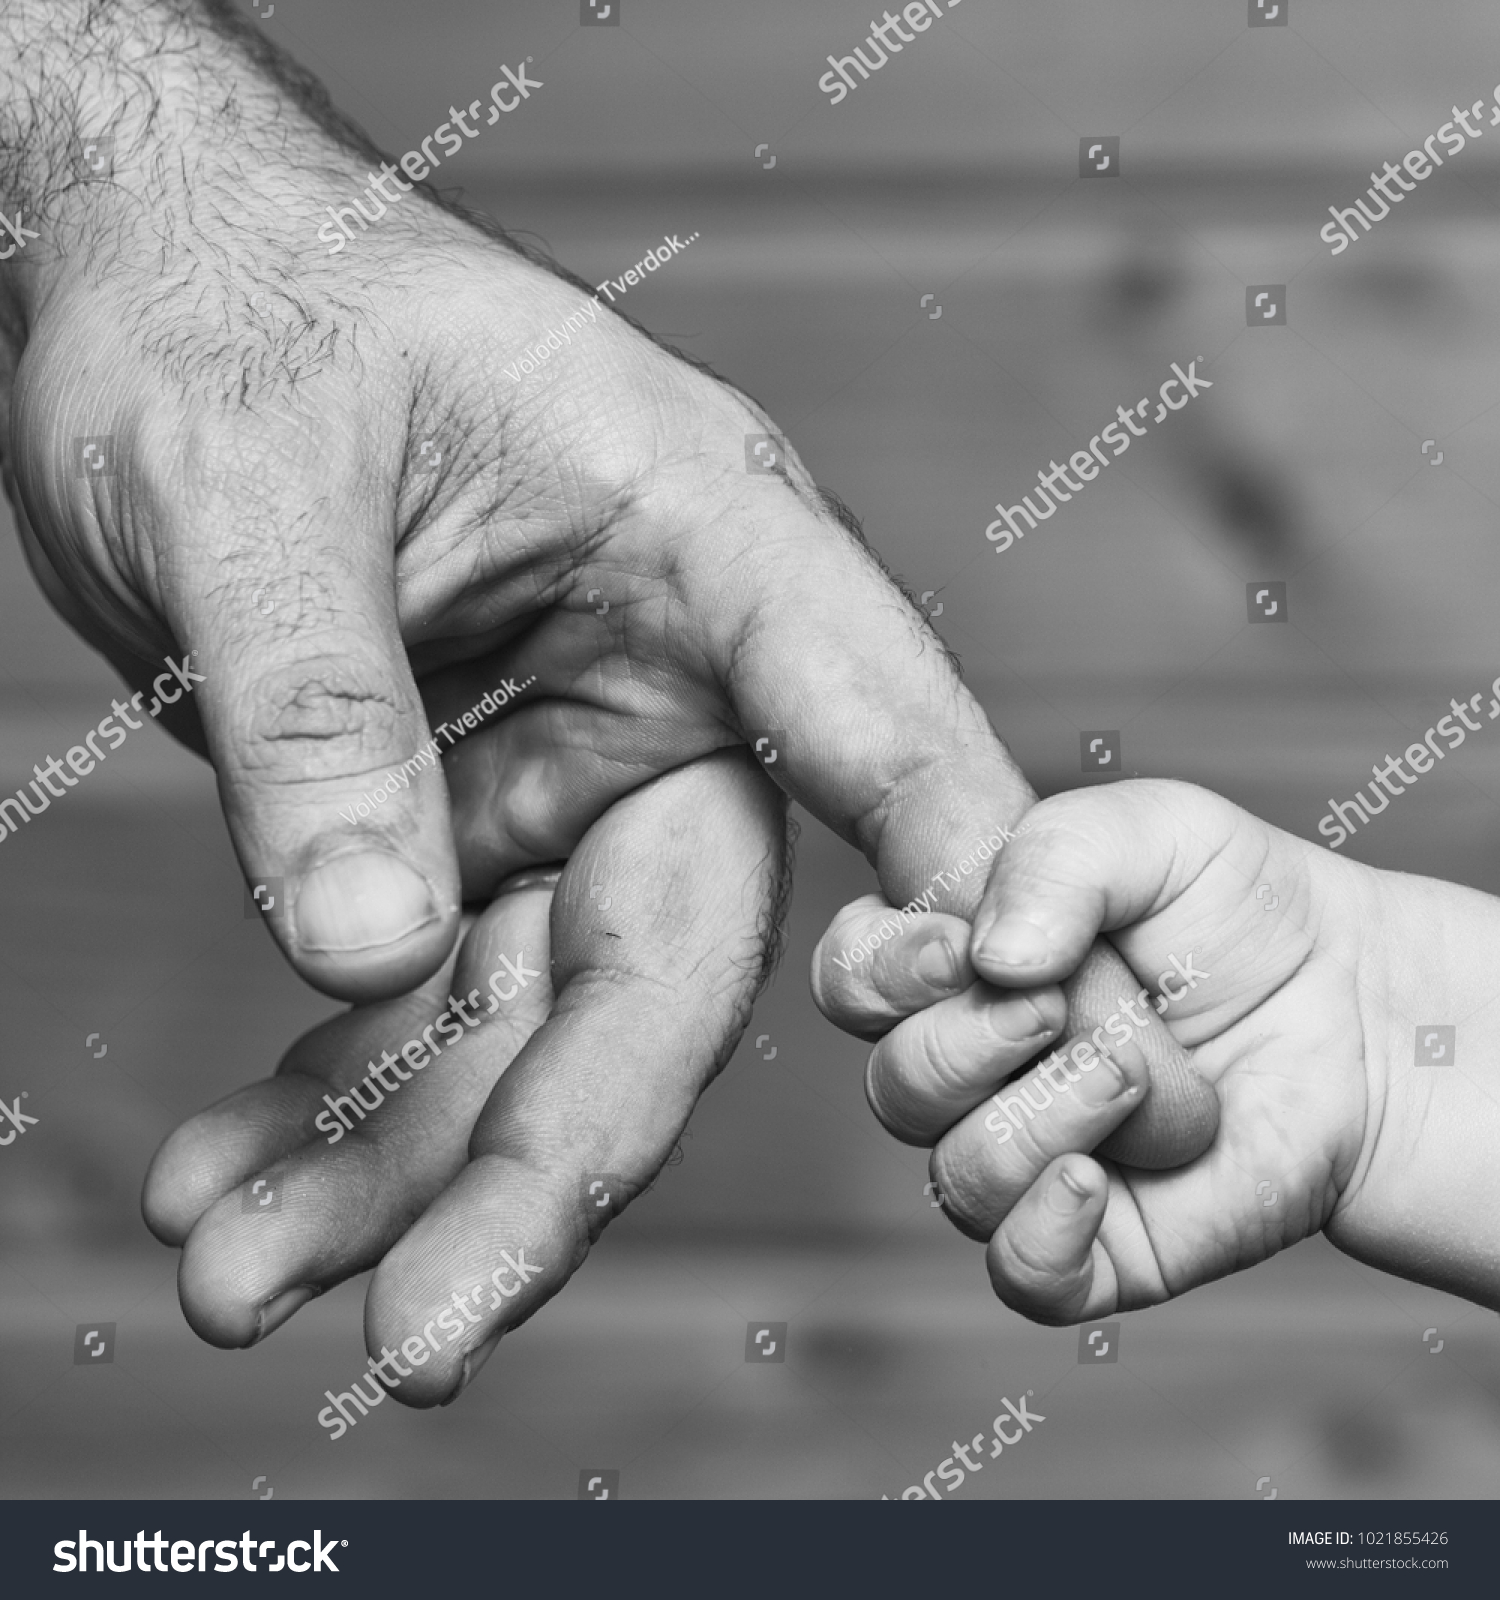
[811,894,975,1038]
[864,982,1067,1145]
[930,1035,1149,1239]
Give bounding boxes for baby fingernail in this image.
[914,935,961,989]
[975,915,1052,970]
[1081,1037,1145,1103]
[1048,1166,1093,1215]
[1098,1037,1147,1094]
[295,851,439,954]
[248,1285,318,1347]
[443,1330,504,1405]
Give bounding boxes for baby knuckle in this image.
[912,1010,984,1098]
[929,1147,1001,1239]
[990,1230,1073,1315]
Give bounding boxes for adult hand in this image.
[1,1,1186,985]
[145,751,787,1404]
[5,2,1213,1364]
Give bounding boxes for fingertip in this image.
[248,1284,320,1346]
[142,1077,326,1245]
[812,903,977,1038]
[912,928,971,993]
[439,1330,503,1407]
[986,1153,1108,1322]
[177,1228,265,1350]
[1044,1153,1105,1218]
[1024,983,1070,1038]
[969,913,1073,988]
[290,849,461,1001]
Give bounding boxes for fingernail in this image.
[248,1285,318,1347]
[494,862,567,897]
[1021,994,1065,1039]
[914,935,961,989]
[442,1330,503,1405]
[295,852,438,954]
[975,915,1052,970]
[1047,1166,1093,1215]
[1094,1037,1146,1098]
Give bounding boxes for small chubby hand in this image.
[813,779,1500,1322]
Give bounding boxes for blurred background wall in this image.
[3,0,1500,1499]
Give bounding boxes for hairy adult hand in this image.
[4,2,1212,1368]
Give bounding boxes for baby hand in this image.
[815,780,1500,1320]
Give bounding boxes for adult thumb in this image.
[156,490,462,1002]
